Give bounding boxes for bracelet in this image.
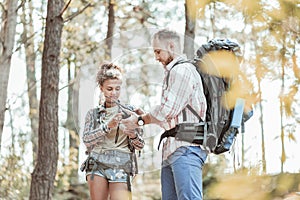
[130,132,138,140]
[102,124,111,133]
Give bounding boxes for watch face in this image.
[138,119,144,126]
[137,116,144,126]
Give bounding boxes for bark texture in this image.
[29,0,64,199]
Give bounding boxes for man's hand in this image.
[134,107,145,115]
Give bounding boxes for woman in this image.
[81,62,145,200]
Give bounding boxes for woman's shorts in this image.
[86,168,128,183]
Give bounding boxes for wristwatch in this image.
[137,116,145,126]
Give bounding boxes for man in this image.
[122,29,208,200]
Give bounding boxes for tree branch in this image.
[59,79,75,91]
[64,3,93,22]
[17,0,26,12]
[0,2,5,12]
[59,0,72,16]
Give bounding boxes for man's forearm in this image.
[142,113,161,125]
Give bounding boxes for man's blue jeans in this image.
[161,146,208,200]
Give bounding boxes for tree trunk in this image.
[279,42,286,173]
[0,0,18,154]
[29,0,64,199]
[209,3,216,39]
[255,53,267,173]
[258,82,266,173]
[183,0,196,59]
[66,60,80,184]
[21,0,39,163]
[105,0,115,59]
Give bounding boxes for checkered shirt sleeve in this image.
[82,109,109,149]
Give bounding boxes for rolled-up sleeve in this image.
[82,109,110,148]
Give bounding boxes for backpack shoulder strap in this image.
[186,104,203,122]
[166,60,204,122]
[165,60,189,88]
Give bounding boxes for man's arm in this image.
[121,112,161,130]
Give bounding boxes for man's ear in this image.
[167,41,175,52]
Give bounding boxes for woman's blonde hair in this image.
[96,62,123,86]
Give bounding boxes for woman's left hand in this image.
[121,114,139,130]
[107,113,123,129]
[121,126,137,139]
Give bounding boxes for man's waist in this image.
[167,122,206,133]
[161,138,202,161]
[158,122,207,149]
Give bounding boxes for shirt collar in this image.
[165,55,187,71]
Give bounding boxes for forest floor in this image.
[53,173,300,200]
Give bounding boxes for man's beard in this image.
[164,55,174,66]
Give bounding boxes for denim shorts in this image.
[86,168,128,183]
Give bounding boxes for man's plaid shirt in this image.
[150,56,207,160]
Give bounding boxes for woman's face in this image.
[100,78,122,105]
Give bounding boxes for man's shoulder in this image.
[173,56,194,67]
[176,60,194,67]
[171,59,196,73]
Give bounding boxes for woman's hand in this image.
[107,113,123,129]
[121,114,139,130]
[121,126,137,139]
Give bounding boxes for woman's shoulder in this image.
[86,105,105,116]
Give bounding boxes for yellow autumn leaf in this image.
[186,0,197,20]
[266,8,286,21]
[288,132,296,142]
[222,75,256,110]
[208,173,270,200]
[282,85,298,117]
[281,144,286,163]
[200,51,240,78]
[292,54,300,80]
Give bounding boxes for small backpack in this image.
[159,38,253,154]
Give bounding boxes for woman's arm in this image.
[82,109,110,149]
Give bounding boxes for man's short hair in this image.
[153,29,181,45]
